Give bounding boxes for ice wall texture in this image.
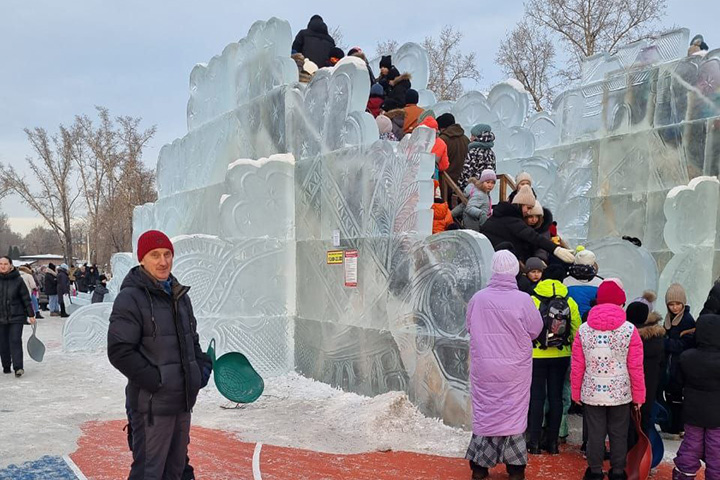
[424,28,720,310]
[65,18,495,427]
[658,177,720,316]
[67,19,720,425]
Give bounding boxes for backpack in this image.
[535,284,572,349]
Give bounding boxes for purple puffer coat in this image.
[466,273,544,436]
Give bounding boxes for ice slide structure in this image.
[64,19,720,427]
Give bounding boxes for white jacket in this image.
[19,270,37,294]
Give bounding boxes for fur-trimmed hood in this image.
[384,108,406,120]
[638,312,665,340]
[389,73,411,86]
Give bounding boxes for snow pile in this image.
[194,372,469,457]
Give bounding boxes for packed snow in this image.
[0,316,469,468]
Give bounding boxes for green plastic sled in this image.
[207,338,264,404]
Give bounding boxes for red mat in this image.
[70,420,696,479]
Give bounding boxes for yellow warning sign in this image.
[326,250,344,265]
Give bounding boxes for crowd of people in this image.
[466,243,720,480]
[0,259,109,377]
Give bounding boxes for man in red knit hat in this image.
[108,230,212,480]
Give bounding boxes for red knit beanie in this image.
[137,230,174,262]
[596,278,626,306]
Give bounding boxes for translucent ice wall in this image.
[65,18,497,427]
[64,19,720,426]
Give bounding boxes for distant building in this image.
[18,254,67,267]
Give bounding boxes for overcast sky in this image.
[0,0,716,234]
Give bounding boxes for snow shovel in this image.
[626,408,651,480]
[27,323,45,363]
[207,339,263,404]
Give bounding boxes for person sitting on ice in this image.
[465,250,543,480]
[508,172,537,203]
[452,169,495,231]
[479,185,575,264]
[523,200,555,263]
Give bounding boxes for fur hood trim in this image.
[390,73,412,86]
[384,108,406,120]
[638,319,665,340]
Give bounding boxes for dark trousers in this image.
[528,356,569,445]
[59,296,68,317]
[128,410,191,480]
[665,391,684,434]
[585,404,631,474]
[0,323,24,372]
[125,405,195,480]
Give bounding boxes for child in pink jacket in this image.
[571,302,646,480]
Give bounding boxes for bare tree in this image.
[375,39,399,58]
[329,26,346,51]
[75,108,156,264]
[496,21,556,111]
[23,226,63,255]
[96,114,156,263]
[423,26,482,101]
[0,128,80,263]
[526,0,667,81]
[1,107,156,266]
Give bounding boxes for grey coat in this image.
[452,184,491,231]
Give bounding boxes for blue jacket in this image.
[564,276,603,319]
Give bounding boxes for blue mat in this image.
[0,456,78,480]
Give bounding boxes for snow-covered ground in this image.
[0,316,681,470]
[0,317,468,468]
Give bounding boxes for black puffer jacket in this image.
[57,268,70,296]
[291,15,336,67]
[637,313,665,430]
[664,306,696,396]
[0,268,33,325]
[45,269,58,295]
[700,281,720,316]
[679,314,720,428]
[479,202,557,262]
[107,266,212,416]
[528,207,554,263]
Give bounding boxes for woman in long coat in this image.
[465,250,543,480]
[0,256,35,377]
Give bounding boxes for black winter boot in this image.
[470,467,489,479]
[582,468,605,480]
[543,439,559,455]
[469,461,489,479]
[506,464,526,480]
[527,441,542,455]
[608,470,627,480]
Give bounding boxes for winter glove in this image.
[200,363,212,389]
[553,247,575,264]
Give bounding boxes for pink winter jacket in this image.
[571,303,646,406]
